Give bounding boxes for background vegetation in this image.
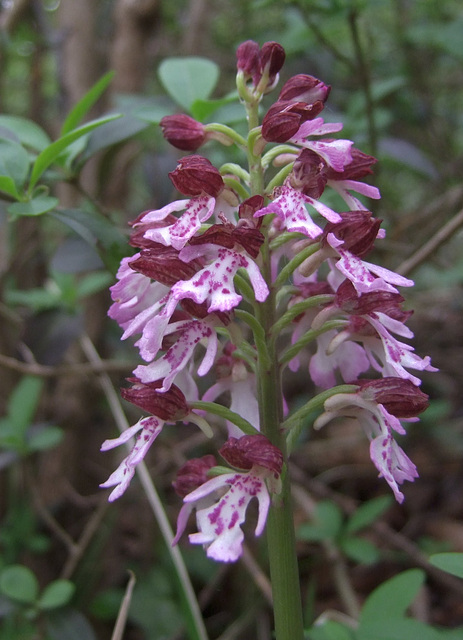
[0,0,462,638]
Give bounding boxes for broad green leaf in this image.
[360,569,425,625]
[158,57,219,111]
[8,376,43,432]
[8,196,59,217]
[50,209,129,274]
[340,536,379,565]
[0,138,30,188]
[429,552,463,579]
[298,500,343,542]
[190,93,239,122]
[61,71,115,135]
[0,565,39,604]
[28,114,121,190]
[46,608,98,640]
[28,426,64,452]
[77,114,150,165]
[0,115,51,151]
[5,287,61,311]
[306,620,356,640]
[358,617,444,640]
[346,496,393,534]
[76,271,113,298]
[115,93,173,124]
[39,580,75,610]
[0,175,20,199]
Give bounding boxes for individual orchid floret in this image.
[134,316,218,390]
[137,196,217,251]
[175,435,283,562]
[262,100,325,143]
[175,244,269,312]
[100,416,164,501]
[108,255,169,331]
[289,118,353,173]
[255,185,341,238]
[169,155,225,198]
[314,378,428,502]
[100,380,193,501]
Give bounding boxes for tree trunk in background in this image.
[57,0,101,110]
[111,0,160,93]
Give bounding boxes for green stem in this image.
[243,90,304,640]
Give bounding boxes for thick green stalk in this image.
[256,243,305,640]
[244,92,304,640]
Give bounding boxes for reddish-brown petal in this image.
[220,435,284,477]
[279,73,331,105]
[355,377,429,418]
[322,210,382,257]
[129,245,203,286]
[121,378,190,421]
[173,455,217,497]
[169,155,224,198]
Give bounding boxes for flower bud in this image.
[160,114,206,151]
[289,149,328,198]
[169,155,224,198]
[236,40,260,77]
[258,41,286,86]
[355,377,429,418]
[279,73,331,105]
[220,434,284,477]
[322,210,382,257]
[121,378,190,421]
[173,455,217,497]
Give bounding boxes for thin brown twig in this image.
[0,352,136,377]
[396,207,463,277]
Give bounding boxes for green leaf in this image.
[46,608,98,640]
[0,565,39,604]
[297,500,344,542]
[77,114,150,165]
[0,115,51,151]
[0,175,20,199]
[28,426,64,452]
[39,580,75,610]
[429,552,463,579]
[158,57,220,111]
[190,93,239,122]
[50,208,129,274]
[75,271,113,299]
[8,196,59,217]
[0,138,30,188]
[360,569,425,625]
[8,376,43,432]
[358,617,444,640]
[345,496,393,534]
[306,620,356,640]
[28,114,121,190]
[340,536,379,565]
[61,71,115,135]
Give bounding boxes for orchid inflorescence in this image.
[101,40,436,563]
